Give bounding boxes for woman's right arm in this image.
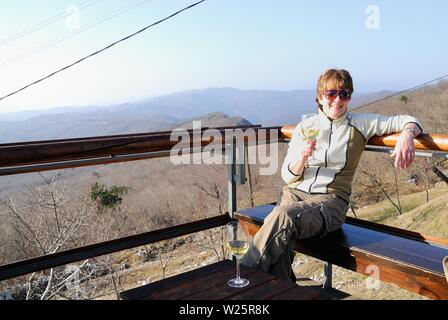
[281,125,315,184]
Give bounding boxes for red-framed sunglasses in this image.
[324,89,351,101]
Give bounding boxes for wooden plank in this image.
[238,204,276,222]
[120,260,233,300]
[121,261,328,301]
[0,151,175,176]
[268,285,323,300]
[280,125,448,152]
[318,288,360,300]
[0,125,263,147]
[339,224,446,272]
[183,265,276,300]
[229,278,298,300]
[369,133,448,152]
[345,216,448,247]
[148,261,259,300]
[0,126,281,168]
[348,253,448,300]
[295,277,359,300]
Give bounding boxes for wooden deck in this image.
[119,260,352,300]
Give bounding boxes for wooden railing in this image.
[0,125,278,175]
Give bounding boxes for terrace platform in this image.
[119,259,357,300]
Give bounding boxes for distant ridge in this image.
[0,87,392,124]
[0,87,398,143]
[0,111,252,143]
[174,111,252,129]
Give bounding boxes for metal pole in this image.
[323,262,333,289]
[227,137,237,218]
[237,142,246,185]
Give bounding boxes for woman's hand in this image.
[390,130,415,169]
[302,140,317,158]
[288,140,317,177]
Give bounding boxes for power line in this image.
[353,73,448,111]
[0,0,102,47]
[0,0,207,104]
[0,0,151,71]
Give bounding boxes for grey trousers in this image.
[241,186,348,282]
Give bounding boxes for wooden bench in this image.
[235,204,448,300]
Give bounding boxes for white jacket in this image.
[281,109,422,202]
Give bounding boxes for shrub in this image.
[399,95,408,104]
[90,182,128,210]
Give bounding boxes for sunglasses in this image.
[324,89,351,101]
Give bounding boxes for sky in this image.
[0,0,447,113]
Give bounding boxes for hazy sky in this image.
[0,0,447,113]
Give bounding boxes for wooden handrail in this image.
[1,124,446,176]
[280,125,448,152]
[1,125,446,173]
[0,125,280,169]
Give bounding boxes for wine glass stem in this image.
[236,257,241,280]
[309,139,316,160]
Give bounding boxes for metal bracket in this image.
[227,138,247,218]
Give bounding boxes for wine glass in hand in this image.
[225,221,250,288]
[301,113,319,161]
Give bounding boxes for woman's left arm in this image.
[390,123,422,169]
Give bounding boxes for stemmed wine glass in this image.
[301,113,320,161]
[225,220,250,288]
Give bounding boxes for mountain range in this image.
[0,87,393,143]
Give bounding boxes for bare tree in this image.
[157,241,177,279]
[413,158,440,203]
[433,159,448,184]
[192,182,226,261]
[389,160,403,212]
[1,173,106,299]
[360,168,403,216]
[245,146,261,208]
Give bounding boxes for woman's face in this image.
[318,89,351,120]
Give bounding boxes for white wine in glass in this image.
[226,240,249,257]
[225,221,250,288]
[302,128,320,141]
[301,113,320,161]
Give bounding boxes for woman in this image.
[241,69,422,281]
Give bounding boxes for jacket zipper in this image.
[325,121,333,166]
[309,121,332,193]
[308,167,320,192]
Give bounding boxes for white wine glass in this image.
[301,113,320,161]
[225,220,250,288]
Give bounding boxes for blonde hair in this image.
[315,69,353,107]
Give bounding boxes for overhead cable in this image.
[354,73,448,111]
[0,0,102,47]
[0,0,207,103]
[0,0,151,70]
